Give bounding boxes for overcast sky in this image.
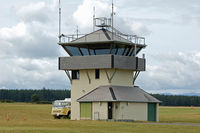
[0,0,200,95]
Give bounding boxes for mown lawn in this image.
[0,103,200,133]
[159,106,200,123]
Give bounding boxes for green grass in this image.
[159,106,200,123]
[1,103,200,133]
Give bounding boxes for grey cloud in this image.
[194,17,200,26]
[136,52,200,93]
[0,57,69,89]
[71,0,150,36]
[117,0,200,26]
[17,1,57,23]
[0,0,67,89]
[120,0,200,11]
[0,0,60,59]
[1,26,59,59]
[114,17,150,36]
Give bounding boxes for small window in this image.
[72,70,79,79]
[95,69,100,79]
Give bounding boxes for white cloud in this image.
[0,22,26,39]
[72,0,149,35]
[73,0,111,32]
[137,52,200,94]
[17,1,57,23]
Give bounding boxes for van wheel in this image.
[53,115,58,119]
[67,111,71,119]
[54,115,61,119]
[63,115,68,119]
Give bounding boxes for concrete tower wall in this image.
[71,69,133,120]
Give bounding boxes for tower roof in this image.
[59,28,145,46]
[59,28,146,56]
[71,29,131,43]
[77,85,161,103]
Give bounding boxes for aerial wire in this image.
[59,0,61,42]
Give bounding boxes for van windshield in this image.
[53,101,71,108]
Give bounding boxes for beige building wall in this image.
[113,102,120,120]
[92,102,108,120]
[110,69,133,86]
[115,102,147,121]
[71,69,134,120]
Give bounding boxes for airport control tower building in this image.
[58,9,160,121]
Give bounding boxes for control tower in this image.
[58,9,160,121]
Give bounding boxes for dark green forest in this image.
[1,89,200,106]
[0,88,70,103]
[152,94,200,106]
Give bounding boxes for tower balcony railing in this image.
[59,32,145,46]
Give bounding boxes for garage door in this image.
[148,103,156,121]
[80,102,92,119]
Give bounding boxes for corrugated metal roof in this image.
[77,85,161,103]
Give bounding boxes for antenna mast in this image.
[111,0,114,40]
[76,26,79,38]
[59,0,61,42]
[93,7,95,31]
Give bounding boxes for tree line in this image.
[1,88,200,106]
[152,94,200,106]
[0,88,70,103]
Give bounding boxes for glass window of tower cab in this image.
[58,17,146,57]
[59,30,146,57]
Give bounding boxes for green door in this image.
[80,102,92,119]
[148,103,156,121]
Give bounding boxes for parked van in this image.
[51,98,71,119]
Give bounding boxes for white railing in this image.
[59,32,145,45]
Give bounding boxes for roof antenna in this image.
[111,0,114,40]
[58,0,61,42]
[93,6,95,31]
[76,26,79,38]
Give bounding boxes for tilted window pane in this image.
[117,48,124,55]
[65,46,82,56]
[95,49,110,55]
[89,49,95,55]
[80,48,89,56]
[132,47,140,56]
[111,48,117,54]
[125,47,132,56]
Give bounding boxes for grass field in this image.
[0,103,200,133]
[159,106,200,123]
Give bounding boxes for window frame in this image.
[72,70,80,80]
[95,69,100,79]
